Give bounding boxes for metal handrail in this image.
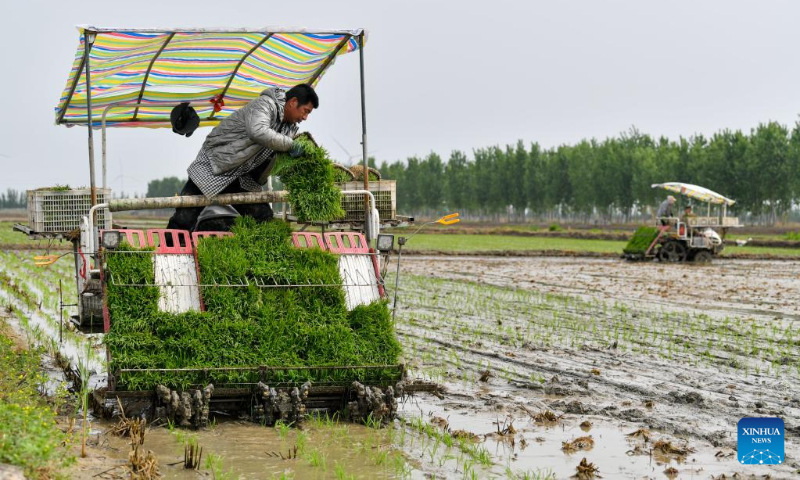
[86,190,377,254]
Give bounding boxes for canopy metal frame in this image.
[208,33,274,120]
[131,33,175,121]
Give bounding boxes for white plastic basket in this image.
[337,181,396,222]
[27,188,111,233]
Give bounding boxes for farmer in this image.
[681,204,696,224]
[656,195,676,226]
[166,83,319,231]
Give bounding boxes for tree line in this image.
[377,121,800,224]
[0,189,26,209]
[146,177,185,198]
[45,119,799,225]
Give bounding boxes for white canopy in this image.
[651,182,736,206]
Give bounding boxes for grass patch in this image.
[0,320,73,477]
[0,222,45,246]
[721,245,800,256]
[784,231,800,241]
[402,234,626,253]
[105,217,400,390]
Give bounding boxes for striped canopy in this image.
[652,182,736,206]
[56,26,365,128]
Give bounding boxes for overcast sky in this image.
[2,0,799,195]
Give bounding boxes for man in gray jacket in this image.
[167,84,318,231]
[656,195,676,226]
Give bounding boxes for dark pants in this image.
[166,178,273,232]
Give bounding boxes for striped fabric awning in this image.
[56,26,365,128]
[651,182,736,206]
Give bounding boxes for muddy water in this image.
[401,399,749,479]
[71,419,406,479]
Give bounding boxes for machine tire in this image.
[658,240,687,262]
[692,250,713,263]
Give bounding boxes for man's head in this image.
[684,205,693,213]
[283,84,319,124]
[667,195,676,204]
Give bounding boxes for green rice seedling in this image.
[391,453,411,479]
[428,441,441,462]
[462,458,476,480]
[441,430,454,449]
[295,431,308,454]
[334,461,355,480]
[305,449,326,470]
[275,420,290,440]
[505,467,556,480]
[104,217,401,390]
[372,448,389,466]
[272,134,345,222]
[205,453,238,480]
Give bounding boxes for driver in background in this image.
[656,195,676,226]
[681,204,696,225]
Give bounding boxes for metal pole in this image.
[84,30,97,207]
[307,35,352,85]
[358,33,370,239]
[59,279,63,344]
[391,239,404,323]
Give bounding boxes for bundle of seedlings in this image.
[272,133,345,222]
[332,164,355,183]
[105,217,401,390]
[348,164,381,181]
[623,226,660,254]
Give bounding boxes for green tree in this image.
[444,150,472,211]
[507,141,528,219]
[524,143,545,214]
[146,176,185,198]
[419,152,445,213]
[745,122,792,222]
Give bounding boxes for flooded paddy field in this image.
[390,256,799,478]
[2,244,799,478]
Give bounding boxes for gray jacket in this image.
[202,88,297,175]
[656,199,673,218]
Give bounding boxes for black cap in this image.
[170,102,200,137]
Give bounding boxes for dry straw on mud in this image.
[561,435,594,453]
[105,217,401,390]
[574,457,600,479]
[652,439,695,456]
[626,428,651,442]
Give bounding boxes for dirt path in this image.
[391,256,800,478]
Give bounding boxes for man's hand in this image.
[289,140,305,158]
